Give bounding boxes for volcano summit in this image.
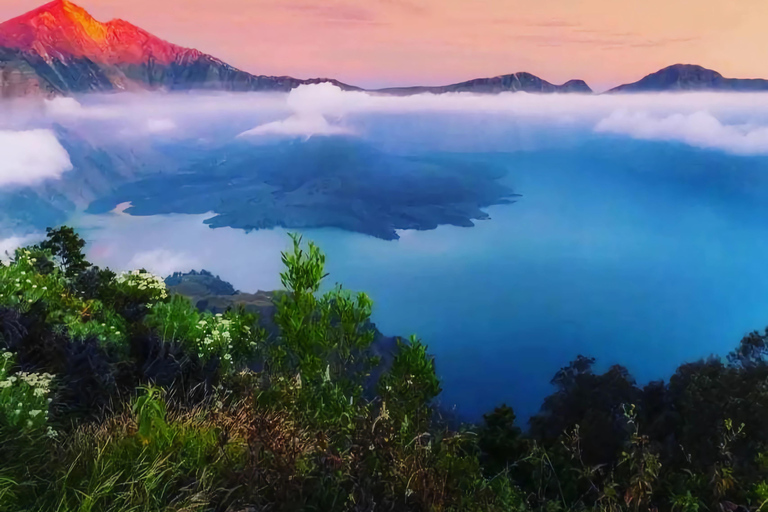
[0,0,353,97]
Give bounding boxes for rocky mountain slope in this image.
[0,0,356,97]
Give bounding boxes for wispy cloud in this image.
[278,1,381,24]
[491,18,580,28]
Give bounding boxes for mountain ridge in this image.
[373,73,592,95]
[3,3,768,98]
[0,0,594,97]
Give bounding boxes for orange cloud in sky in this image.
[1,0,766,91]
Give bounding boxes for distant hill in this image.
[165,270,277,320]
[375,73,592,95]
[165,270,238,298]
[609,64,768,93]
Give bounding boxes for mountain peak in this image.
[609,63,768,93]
[654,63,723,78]
[0,0,198,66]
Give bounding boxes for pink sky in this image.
[1,0,767,91]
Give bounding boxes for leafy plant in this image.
[132,386,168,445]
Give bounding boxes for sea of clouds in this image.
[3,85,768,190]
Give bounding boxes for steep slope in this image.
[609,64,768,93]
[0,0,356,96]
[375,72,592,95]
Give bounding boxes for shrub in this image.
[147,295,262,371]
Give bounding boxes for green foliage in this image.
[0,247,67,311]
[379,335,441,431]
[65,305,129,346]
[37,226,90,278]
[671,490,702,512]
[479,404,524,474]
[146,294,201,344]
[268,233,377,437]
[132,386,168,444]
[619,405,661,511]
[273,234,375,379]
[8,225,768,511]
[147,295,263,370]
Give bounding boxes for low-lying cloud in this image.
[0,130,73,187]
[146,118,177,133]
[128,249,200,277]
[242,84,768,153]
[9,85,768,155]
[595,110,768,155]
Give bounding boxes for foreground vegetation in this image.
[1,227,768,511]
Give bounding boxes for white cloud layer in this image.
[0,130,73,187]
[146,118,177,133]
[595,110,768,155]
[10,85,768,155]
[278,85,768,120]
[237,84,768,152]
[128,249,200,277]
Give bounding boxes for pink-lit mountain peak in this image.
[0,0,201,66]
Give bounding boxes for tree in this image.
[38,226,90,278]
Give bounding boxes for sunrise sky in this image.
[1,0,766,91]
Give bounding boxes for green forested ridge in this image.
[0,226,767,511]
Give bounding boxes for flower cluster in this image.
[0,249,63,310]
[116,270,169,303]
[0,352,54,432]
[193,312,260,370]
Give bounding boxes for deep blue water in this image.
[316,137,768,420]
[74,119,768,423]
